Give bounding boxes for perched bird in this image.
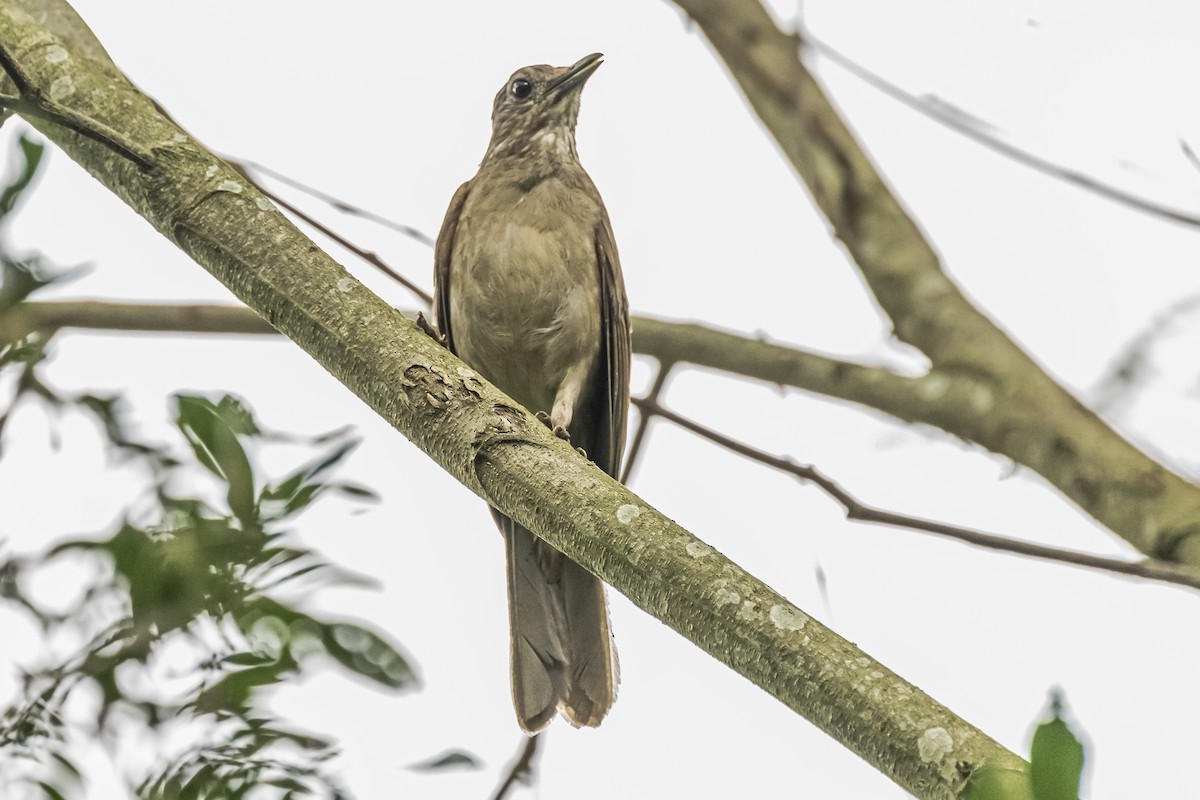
[432,53,630,732]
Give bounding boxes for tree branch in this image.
[1,301,965,442]
[620,360,673,484]
[637,397,1200,592]
[0,39,154,170]
[804,32,1200,229]
[489,735,540,800]
[231,158,436,247]
[1,300,278,340]
[0,5,1031,797]
[0,302,933,404]
[667,0,1200,566]
[225,161,433,306]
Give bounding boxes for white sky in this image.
[3,1,1200,797]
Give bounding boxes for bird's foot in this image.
[415,312,448,348]
[535,411,561,434]
[535,412,584,456]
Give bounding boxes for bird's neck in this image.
[482,124,581,180]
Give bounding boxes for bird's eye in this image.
[510,78,533,100]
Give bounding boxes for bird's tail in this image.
[496,510,618,733]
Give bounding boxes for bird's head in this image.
[483,53,603,165]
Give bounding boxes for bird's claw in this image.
[535,412,581,451]
[415,312,448,347]
[535,411,570,441]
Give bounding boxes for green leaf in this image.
[1030,692,1085,800]
[259,440,363,522]
[320,620,416,688]
[178,763,217,800]
[222,651,278,667]
[0,257,67,311]
[329,482,380,502]
[48,751,82,783]
[104,525,207,636]
[36,782,67,800]
[299,440,358,482]
[0,134,45,220]
[408,750,483,772]
[215,394,260,436]
[263,777,308,792]
[190,656,297,715]
[282,482,322,516]
[174,394,257,524]
[264,609,415,689]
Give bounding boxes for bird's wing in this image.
[589,213,631,478]
[432,180,472,352]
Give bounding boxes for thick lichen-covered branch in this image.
[0,4,1029,797]
[667,0,1200,564]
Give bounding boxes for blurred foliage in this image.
[966,690,1086,800]
[0,133,85,450]
[407,749,482,773]
[0,135,44,219]
[0,134,418,799]
[1028,691,1085,800]
[0,390,412,799]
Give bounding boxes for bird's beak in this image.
[547,52,604,100]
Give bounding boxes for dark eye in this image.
[510,78,532,99]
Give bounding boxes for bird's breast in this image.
[448,180,601,413]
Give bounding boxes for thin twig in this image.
[803,32,1200,229]
[231,158,436,247]
[636,397,1200,592]
[620,360,674,484]
[489,734,541,800]
[1181,140,1200,176]
[0,43,154,170]
[1093,288,1200,412]
[227,163,432,306]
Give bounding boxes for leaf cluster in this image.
[0,139,410,800]
[1,383,411,799]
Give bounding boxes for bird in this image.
[431,53,630,733]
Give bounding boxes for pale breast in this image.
[449,176,602,414]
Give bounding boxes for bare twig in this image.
[804,32,1200,228]
[636,397,1200,592]
[231,158,436,247]
[1093,289,1200,412]
[226,162,433,306]
[0,42,154,170]
[1181,140,1200,177]
[620,360,674,484]
[489,735,540,800]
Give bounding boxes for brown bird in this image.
[432,53,630,732]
